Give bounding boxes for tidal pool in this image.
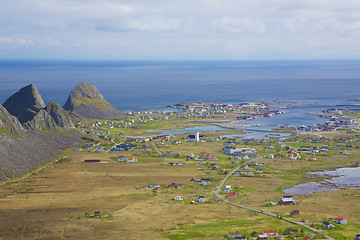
[283,166,360,194]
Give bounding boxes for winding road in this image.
[214,159,335,240]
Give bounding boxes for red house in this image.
[262,230,276,236]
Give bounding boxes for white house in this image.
[197,196,206,202]
[228,147,258,157]
[224,185,232,191]
[174,196,183,201]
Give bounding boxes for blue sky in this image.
[1,0,360,60]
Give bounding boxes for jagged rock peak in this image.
[24,109,58,132]
[45,102,74,128]
[63,82,124,119]
[3,84,46,123]
[0,105,24,134]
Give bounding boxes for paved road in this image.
[152,142,162,155]
[214,158,335,240]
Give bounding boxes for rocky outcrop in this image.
[0,84,81,181]
[3,84,45,123]
[0,105,24,135]
[23,109,58,131]
[45,102,74,129]
[3,85,75,131]
[64,82,124,119]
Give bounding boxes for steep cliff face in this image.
[63,82,124,119]
[0,105,24,135]
[45,101,74,129]
[3,84,45,123]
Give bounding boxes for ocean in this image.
[0,60,360,127]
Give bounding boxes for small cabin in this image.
[290,210,300,217]
[197,196,206,202]
[94,210,100,218]
[174,196,183,201]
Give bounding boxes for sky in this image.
[0,0,360,60]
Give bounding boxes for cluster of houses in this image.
[116,157,138,163]
[190,177,212,186]
[174,195,207,203]
[322,217,348,228]
[109,142,138,152]
[195,152,218,162]
[297,115,354,133]
[232,160,267,177]
[265,140,358,161]
[227,228,314,240]
[74,141,104,152]
[224,147,258,158]
[168,102,288,121]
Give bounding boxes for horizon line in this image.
[0,58,359,62]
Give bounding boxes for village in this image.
[63,102,360,239]
[0,102,359,239]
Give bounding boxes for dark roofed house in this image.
[290,210,300,217]
[168,183,183,188]
[201,178,211,182]
[287,228,299,235]
[227,232,246,239]
[322,221,334,228]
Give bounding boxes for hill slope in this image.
[63,82,124,119]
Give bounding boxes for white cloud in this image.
[0,37,34,45]
[0,0,359,59]
[125,18,182,31]
[213,17,266,34]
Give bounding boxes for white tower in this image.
[195,132,200,142]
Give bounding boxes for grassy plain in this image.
[0,115,360,239]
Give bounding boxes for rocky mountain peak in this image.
[3,84,46,123]
[67,82,104,101]
[63,82,124,119]
[45,101,74,129]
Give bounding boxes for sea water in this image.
[0,60,359,126]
